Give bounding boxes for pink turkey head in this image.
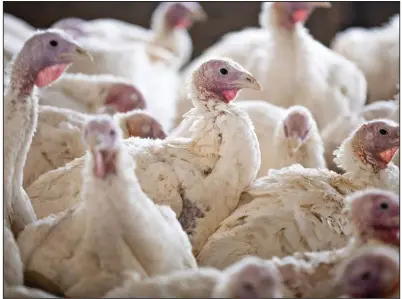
[125,111,167,140]
[349,189,399,246]
[11,30,91,94]
[218,257,282,299]
[283,106,313,152]
[165,2,207,30]
[83,115,122,179]
[102,83,146,114]
[51,18,88,39]
[339,246,399,298]
[192,58,262,104]
[273,2,331,29]
[352,120,399,170]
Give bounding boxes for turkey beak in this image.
[288,136,303,153]
[310,2,331,8]
[191,7,207,22]
[241,74,263,91]
[75,46,93,62]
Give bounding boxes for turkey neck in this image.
[5,57,39,228]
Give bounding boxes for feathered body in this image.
[17,119,196,297]
[331,15,400,103]
[176,2,366,129]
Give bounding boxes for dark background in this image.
[4,1,400,60]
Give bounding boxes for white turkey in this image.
[23,106,166,188]
[53,2,207,69]
[331,15,400,103]
[175,2,367,130]
[17,115,196,298]
[4,28,91,235]
[38,73,146,114]
[263,188,399,298]
[173,101,325,177]
[105,256,282,298]
[26,58,262,256]
[322,93,400,172]
[336,245,399,298]
[197,120,399,269]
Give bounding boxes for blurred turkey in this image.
[53,2,207,69]
[263,188,399,298]
[17,115,196,298]
[38,73,146,114]
[322,93,399,172]
[331,15,400,103]
[105,256,282,298]
[26,58,262,255]
[337,245,399,298]
[24,106,165,188]
[197,120,399,269]
[176,2,367,130]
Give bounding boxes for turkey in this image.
[4,28,91,235]
[105,256,282,298]
[17,115,196,298]
[24,106,166,188]
[262,188,399,298]
[337,245,399,298]
[239,102,325,177]
[38,73,146,114]
[175,2,367,130]
[66,36,181,131]
[322,94,400,172]
[173,101,325,178]
[55,2,207,69]
[27,58,262,255]
[197,119,400,269]
[331,15,400,103]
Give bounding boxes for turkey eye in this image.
[361,272,371,280]
[49,40,58,47]
[379,129,388,135]
[109,129,115,136]
[380,202,389,210]
[220,68,228,75]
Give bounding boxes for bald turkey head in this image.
[338,246,399,298]
[83,115,121,179]
[10,29,91,94]
[192,58,262,104]
[352,120,399,171]
[164,2,207,30]
[101,83,146,114]
[349,189,399,246]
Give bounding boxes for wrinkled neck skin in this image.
[334,137,399,191]
[273,126,325,169]
[259,3,308,43]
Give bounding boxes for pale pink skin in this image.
[165,2,205,29]
[192,59,260,103]
[341,250,399,298]
[354,121,400,170]
[283,109,311,142]
[10,31,86,95]
[274,2,315,29]
[125,113,167,140]
[103,84,146,113]
[83,116,121,179]
[350,190,399,246]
